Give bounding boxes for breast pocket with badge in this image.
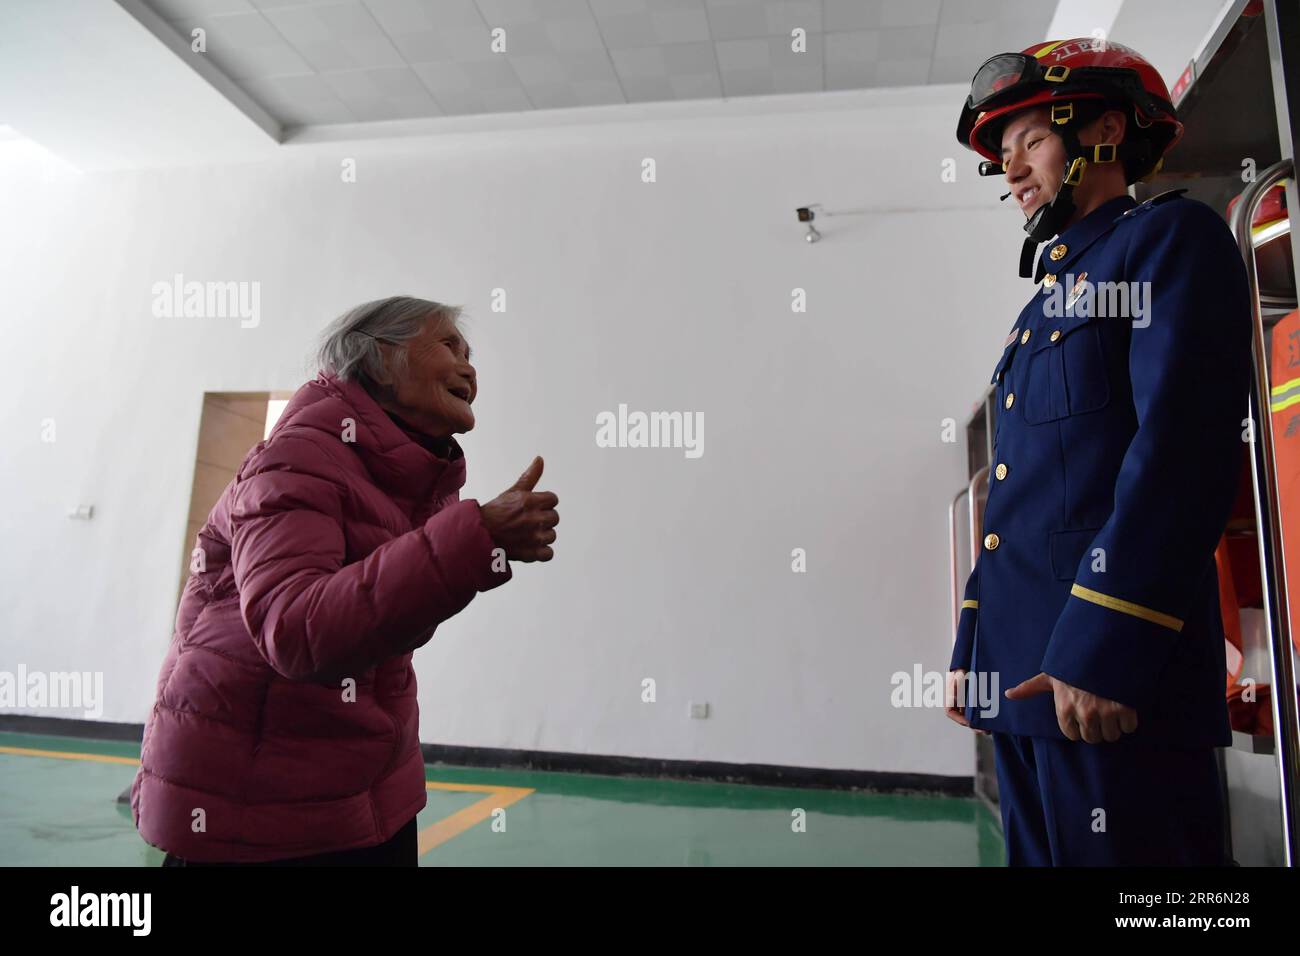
[1020,306,1111,425]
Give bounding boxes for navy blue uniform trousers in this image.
[992,732,1228,866]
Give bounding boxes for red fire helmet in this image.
[956,37,1184,184]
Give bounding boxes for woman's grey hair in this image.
[316,296,464,395]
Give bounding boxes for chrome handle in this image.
[1229,157,1299,865]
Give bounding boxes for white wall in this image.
[0,83,1033,778]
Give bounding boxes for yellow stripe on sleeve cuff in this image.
[961,600,979,610]
[1070,583,1183,632]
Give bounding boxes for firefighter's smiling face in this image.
[1000,104,1129,223]
[1001,106,1062,218]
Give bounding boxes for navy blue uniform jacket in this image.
[950,191,1252,746]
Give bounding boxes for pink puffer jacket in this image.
[131,370,509,862]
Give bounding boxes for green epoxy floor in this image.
[0,732,1003,866]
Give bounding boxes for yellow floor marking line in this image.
[1,743,534,857]
[426,780,507,794]
[0,745,139,766]
[418,783,534,855]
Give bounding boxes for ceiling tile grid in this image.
[139,0,1056,128]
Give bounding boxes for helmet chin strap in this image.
[982,101,1125,278]
[1018,173,1079,278]
[1014,101,1113,279]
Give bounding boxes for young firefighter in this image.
[943,38,1252,865]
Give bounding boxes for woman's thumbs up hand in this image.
[478,456,559,562]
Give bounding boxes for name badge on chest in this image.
[1065,272,1089,311]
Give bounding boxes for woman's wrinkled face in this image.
[380,317,477,438]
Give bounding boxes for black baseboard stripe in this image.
[0,714,971,796]
[420,743,971,795]
[0,714,144,742]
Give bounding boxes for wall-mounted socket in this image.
[66,505,94,520]
[688,701,709,719]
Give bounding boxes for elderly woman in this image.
[131,296,558,866]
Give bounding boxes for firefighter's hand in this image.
[1004,672,1138,743]
[945,669,990,736]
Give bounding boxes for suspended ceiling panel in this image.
[137,0,1056,131]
